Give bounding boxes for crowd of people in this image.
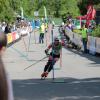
[0,19,33,36]
[0,22,13,34]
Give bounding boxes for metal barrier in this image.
[64,28,100,55]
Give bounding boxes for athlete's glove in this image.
[45,49,49,56]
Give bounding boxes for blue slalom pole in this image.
[51,29,55,80]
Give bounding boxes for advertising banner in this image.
[12,32,16,41]
[88,36,96,55]
[96,37,100,53]
[7,33,13,44]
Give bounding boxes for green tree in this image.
[0,0,14,22]
[0,0,99,22]
[54,0,61,17]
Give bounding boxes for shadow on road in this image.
[64,47,100,65]
[13,77,100,100]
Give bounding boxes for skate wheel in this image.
[41,77,45,80]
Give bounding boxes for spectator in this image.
[12,23,16,31]
[66,21,73,31]
[81,23,88,53]
[39,23,45,44]
[1,22,6,32]
[4,23,11,34]
[87,25,93,35]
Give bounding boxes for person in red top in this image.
[41,37,66,79]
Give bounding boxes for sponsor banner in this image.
[12,32,16,41]
[65,28,73,41]
[15,33,20,40]
[65,27,100,54]
[88,36,96,55]
[7,33,13,44]
[96,37,100,53]
[73,33,82,47]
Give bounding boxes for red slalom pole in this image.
[60,49,62,68]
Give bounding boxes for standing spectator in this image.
[87,25,93,35]
[4,23,11,34]
[81,23,88,53]
[12,23,16,31]
[66,21,73,31]
[39,23,45,43]
[1,22,6,32]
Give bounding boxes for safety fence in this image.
[6,25,33,46]
[64,28,100,55]
[7,31,20,45]
[6,19,46,46]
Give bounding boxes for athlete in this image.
[41,37,67,79]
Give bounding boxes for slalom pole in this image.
[59,27,62,68]
[47,24,50,46]
[60,48,62,68]
[45,30,48,46]
[24,56,48,70]
[51,28,55,80]
[48,24,51,45]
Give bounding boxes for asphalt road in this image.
[3,26,100,100]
